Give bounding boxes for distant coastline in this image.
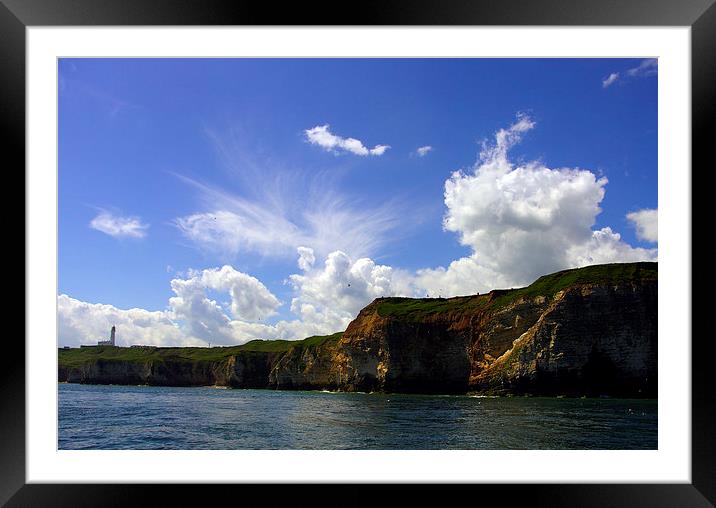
[59,262,657,398]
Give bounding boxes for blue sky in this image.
[58,58,658,347]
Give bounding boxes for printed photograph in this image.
[58,58,658,450]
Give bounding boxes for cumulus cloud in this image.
[184,266,280,321]
[60,266,283,347]
[297,246,316,271]
[602,72,620,88]
[416,145,433,157]
[58,294,197,347]
[288,249,413,330]
[89,211,148,238]
[415,114,656,296]
[626,208,658,243]
[166,265,281,343]
[305,124,390,156]
[566,227,657,266]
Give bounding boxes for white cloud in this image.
[627,58,658,78]
[415,114,656,296]
[566,227,657,266]
[166,276,232,343]
[369,145,390,156]
[58,294,198,347]
[167,265,281,343]
[176,208,299,258]
[174,128,411,263]
[297,246,316,271]
[626,208,658,242]
[60,266,285,347]
[603,59,657,88]
[305,124,390,156]
[288,250,413,331]
[90,211,148,238]
[416,145,433,157]
[602,72,620,88]
[174,176,401,261]
[196,266,281,321]
[164,264,317,345]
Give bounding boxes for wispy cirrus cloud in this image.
[626,58,658,78]
[174,126,407,261]
[602,58,657,88]
[304,124,390,156]
[59,68,139,118]
[174,175,402,261]
[90,210,149,239]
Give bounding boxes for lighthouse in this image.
[97,325,116,346]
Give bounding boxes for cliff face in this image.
[331,305,473,393]
[58,351,283,388]
[476,281,656,396]
[324,262,657,396]
[59,262,657,397]
[268,336,342,390]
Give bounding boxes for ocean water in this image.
[58,383,657,450]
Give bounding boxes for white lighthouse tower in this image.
[97,325,116,346]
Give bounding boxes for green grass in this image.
[298,332,344,348]
[376,262,657,320]
[488,261,657,309]
[376,295,490,320]
[59,332,344,369]
[238,332,343,352]
[235,340,298,353]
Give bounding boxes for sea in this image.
[58,383,657,450]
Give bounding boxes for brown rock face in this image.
[268,337,342,390]
[329,263,657,396]
[332,305,472,393]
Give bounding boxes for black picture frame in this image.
[5,0,713,505]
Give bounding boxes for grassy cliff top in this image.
[59,332,343,368]
[376,262,657,319]
[375,294,490,319]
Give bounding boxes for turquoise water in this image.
[58,383,657,450]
